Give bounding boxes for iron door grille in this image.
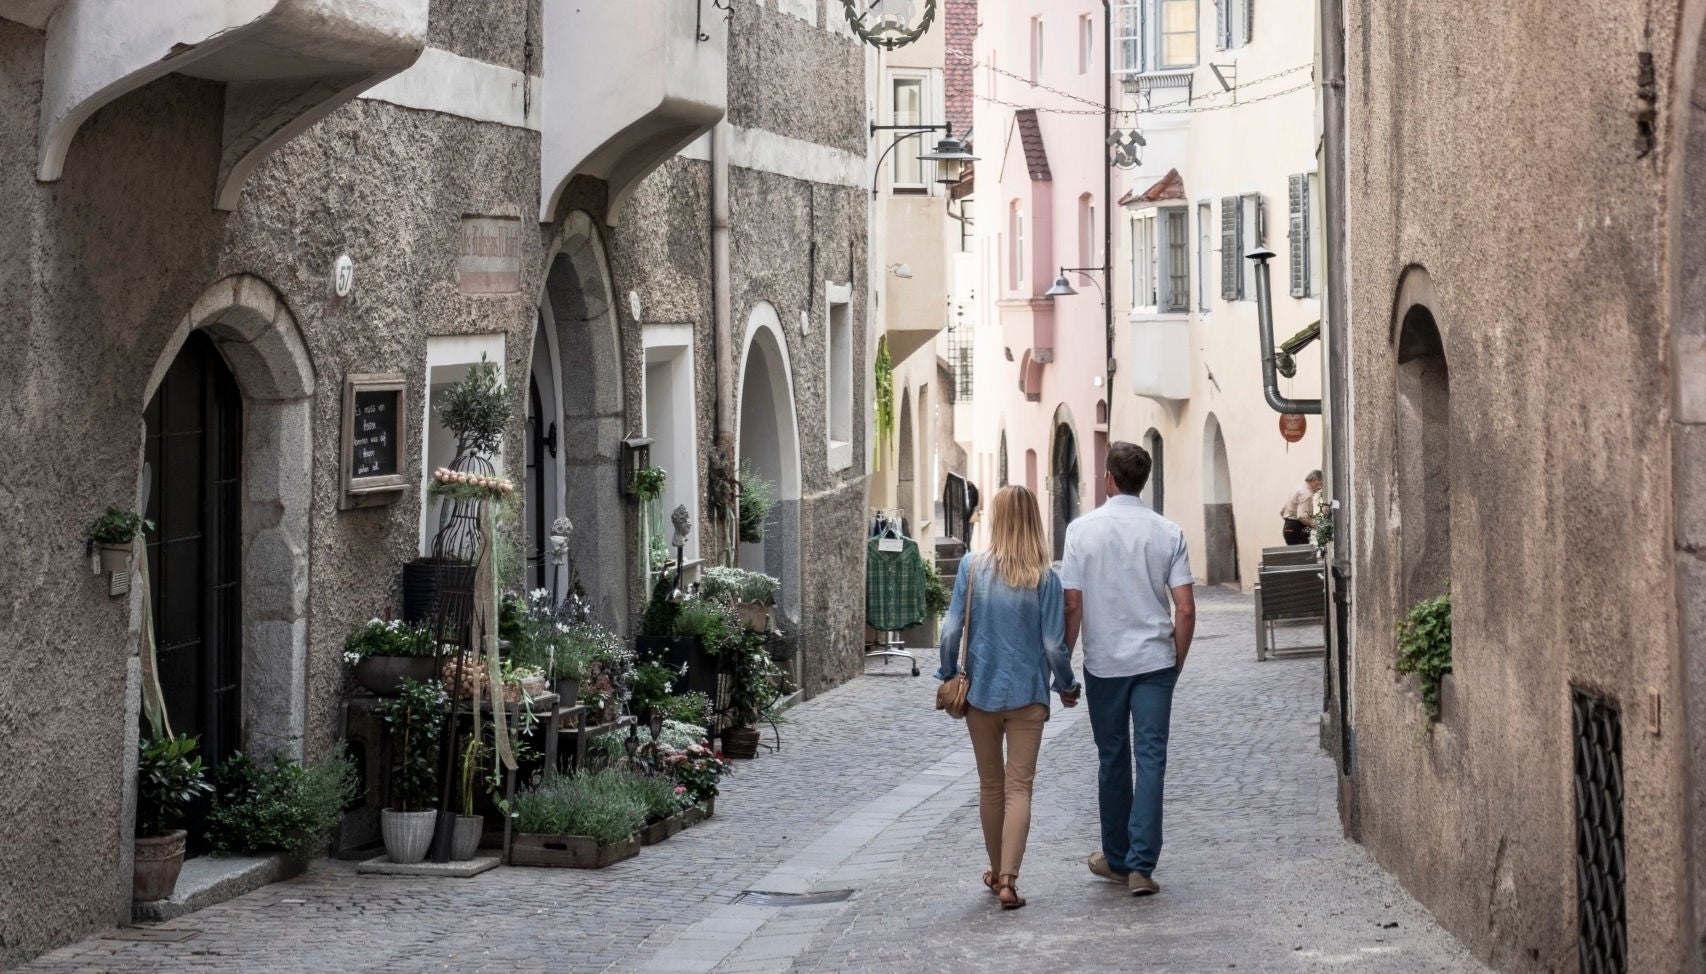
[1573,689,1626,974]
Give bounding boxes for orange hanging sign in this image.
[1279,414,1307,443]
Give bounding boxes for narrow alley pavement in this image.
[25,589,1483,973]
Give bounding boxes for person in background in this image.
[936,485,1080,911]
[1280,470,1323,546]
[1062,442,1195,897]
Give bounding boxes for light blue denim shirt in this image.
[936,555,1079,712]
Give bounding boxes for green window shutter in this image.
[1220,197,1239,301]
[1288,173,1309,298]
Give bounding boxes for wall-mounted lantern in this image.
[840,0,938,50]
[869,122,977,196]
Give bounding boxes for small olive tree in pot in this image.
[134,734,213,901]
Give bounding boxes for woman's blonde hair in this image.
[983,485,1051,589]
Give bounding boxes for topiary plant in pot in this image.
[375,678,448,863]
[134,734,213,902]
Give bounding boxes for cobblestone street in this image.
[25,589,1483,973]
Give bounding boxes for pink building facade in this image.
[966,0,1112,556]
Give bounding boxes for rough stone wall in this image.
[607,0,869,693]
[1344,2,1691,970]
[0,9,540,964]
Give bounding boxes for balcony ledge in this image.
[31,0,427,210]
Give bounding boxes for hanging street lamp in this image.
[868,121,977,196]
[840,0,938,50]
[1045,266,1108,301]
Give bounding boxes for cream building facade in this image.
[1106,0,1323,591]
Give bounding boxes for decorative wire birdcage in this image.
[426,445,495,861]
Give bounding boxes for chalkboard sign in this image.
[340,373,408,509]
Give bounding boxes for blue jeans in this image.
[1086,666,1179,877]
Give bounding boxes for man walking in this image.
[1061,442,1195,896]
[1280,470,1323,545]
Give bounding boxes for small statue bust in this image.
[670,504,693,548]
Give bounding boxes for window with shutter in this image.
[1220,197,1239,301]
[1163,208,1190,312]
[1288,173,1310,298]
[1214,0,1228,50]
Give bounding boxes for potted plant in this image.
[205,747,357,861]
[662,737,732,821]
[622,771,694,846]
[510,770,646,868]
[375,678,447,863]
[722,628,791,759]
[134,734,213,902]
[699,567,780,632]
[344,619,438,696]
[452,736,488,861]
[87,507,152,574]
[736,461,776,545]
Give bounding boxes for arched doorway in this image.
[540,212,627,627]
[137,275,315,764]
[1143,427,1165,515]
[1050,413,1080,561]
[1395,296,1451,608]
[1202,413,1238,586]
[526,316,565,596]
[737,303,802,629]
[145,330,244,770]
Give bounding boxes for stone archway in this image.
[138,274,315,763]
[737,303,803,627]
[540,211,628,629]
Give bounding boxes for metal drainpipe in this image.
[1319,0,1354,779]
[712,121,735,459]
[1103,0,1115,379]
[1249,249,1321,415]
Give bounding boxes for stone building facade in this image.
[1337,0,1706,968]
[0,0,866,963]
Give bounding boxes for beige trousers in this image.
[965,703,1048,878]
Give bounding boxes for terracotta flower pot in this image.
[133,830,187,902]
[97,544,132,574]
[381,808,438,864]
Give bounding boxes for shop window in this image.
[421,333,505,553]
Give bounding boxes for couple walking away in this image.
[935,442,1195,910]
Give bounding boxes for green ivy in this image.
[1395,588,1452,721]
[873,336,894,471]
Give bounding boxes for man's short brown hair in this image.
[1106,441,1152,495]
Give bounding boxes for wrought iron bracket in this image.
[698,0,732,43]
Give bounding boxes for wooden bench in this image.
[1254,553,1326,661]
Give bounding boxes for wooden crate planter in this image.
[511,833,639,868]
[681,797,716,827]
[640,814,685,846]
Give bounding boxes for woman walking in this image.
[936,485,1081,910]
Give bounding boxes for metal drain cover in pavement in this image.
[102,927,200,943]
[734,889,855,907]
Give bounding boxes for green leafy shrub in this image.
[206,746,357,859]
[630,466,666,501]
[640,571,682,638]
[737,461,776,544]
[629,661,681,720]
[377,679,449,810]
[672,597,739,649]
[699,567,780,606]
[437,355,510,456]
[136,734,213,837]
[614,772,692,823]
[87,507,153,546]
[922,561,951,618]
[1395,588,1452,721]
[512,771,647,844]
[656,692,713,726]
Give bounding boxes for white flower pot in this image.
[381,808,438,864]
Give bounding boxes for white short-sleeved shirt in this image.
[1059,494,1194,678]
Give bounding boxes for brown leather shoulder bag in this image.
[934,561,976,719]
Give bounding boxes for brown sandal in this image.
[981,869,1001,896]
[995,875,1026,910]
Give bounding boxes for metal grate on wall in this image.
[1572,689,1627,974]
[947,323,974,403]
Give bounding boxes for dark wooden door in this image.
[145,330,243,771]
